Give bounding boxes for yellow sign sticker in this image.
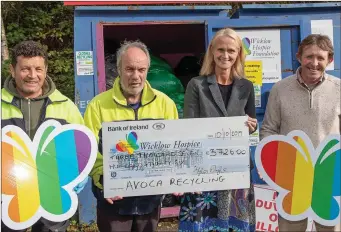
[245,60,262,85]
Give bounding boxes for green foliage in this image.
[1,59,11,88]
[1,2,75,100]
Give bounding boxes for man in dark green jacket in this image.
[1,41,87,232]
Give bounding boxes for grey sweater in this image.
[260,69,340,148]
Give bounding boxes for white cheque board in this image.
[102,116,250,197]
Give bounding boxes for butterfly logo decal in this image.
[255,130,340,226]
[1,120,97,230]
[242,37,252,55]
[115,131,139,155]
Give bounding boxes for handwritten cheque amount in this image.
[102,116,250,197]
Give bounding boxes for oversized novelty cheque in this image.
[1,120,97,230]
[102,116,250,197]
[255,130,340,227]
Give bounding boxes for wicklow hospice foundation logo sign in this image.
[237,29,282,83]
[242,37,279,57]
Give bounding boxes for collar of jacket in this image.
[205,74,247,117]
[2,87,68,105]
[206,74,245,88]
[111,77,156,106]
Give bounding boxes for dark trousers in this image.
[97,205,161,232]
[1,219,69,232]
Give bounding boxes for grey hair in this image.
[116,40,151,76]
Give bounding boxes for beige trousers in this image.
[278,215,336,231]
[335,223,340,231]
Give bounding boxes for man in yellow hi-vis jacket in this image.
[1,40,87,232]
[84,40,179,232]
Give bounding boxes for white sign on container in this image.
[254,84,261,108]
[311,19,334,70]
[76,51,94,75]
[237,29,282,83]
[249,127,260,147]
[254,185,279,232]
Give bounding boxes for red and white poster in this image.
[254,185,279,232]
[254,185,315,232]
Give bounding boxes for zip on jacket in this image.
[296,78,323,110]
[113,95,157,121]
[28,99,31,138]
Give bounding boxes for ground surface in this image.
[61,218,179,231]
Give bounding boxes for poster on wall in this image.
[255,130,340,227]
[76,51,94,75]
[249,126,260,147]
[311,19,334,70]
[254,85,261,108]
[236,29,282,83]
[245,60,263,85]
[254,185,315,232]
[254,185,279,231]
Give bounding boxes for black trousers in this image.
[97,205,161,232]
[1,218,69,232]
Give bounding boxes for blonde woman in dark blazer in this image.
[178,28,257,232]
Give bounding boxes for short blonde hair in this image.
[200,28,245,79]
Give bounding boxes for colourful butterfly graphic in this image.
[115,131,139,155]
[242,37,251,55]
[255,130,340,226]
[1,120,97,230]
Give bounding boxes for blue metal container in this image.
[73,4,326,224]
